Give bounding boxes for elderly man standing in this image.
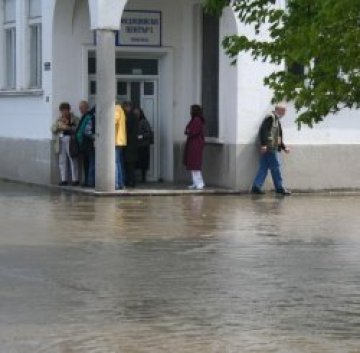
[76,100,94,186]
[251,103,291,196]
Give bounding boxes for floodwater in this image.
[0,181,359,353]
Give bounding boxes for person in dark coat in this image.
[183,104,205,190]
[122,101,138,187]
[82,106,96,187]
[134,107,153,182]
[75,100,94,187]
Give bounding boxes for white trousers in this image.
[59,135,79,182]
[191,170,205,188]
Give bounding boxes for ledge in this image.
[0,89,44,97]
[205,137,224,145]
[3,179,360,197]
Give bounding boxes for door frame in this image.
[116,77,159,182]
[82,45,174,182]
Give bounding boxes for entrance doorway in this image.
[117,79,159,182]
[88,55,160,182]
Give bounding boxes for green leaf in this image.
[203,0,360,126]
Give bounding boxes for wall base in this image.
[174,142,360,191]
[0,138,52,185]
[1,139,360,191]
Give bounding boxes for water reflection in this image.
[0,181,359,352]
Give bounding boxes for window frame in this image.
[3,18,16,89]
[27,0,42,89]
[3,0,15,24]
[28,20,42,88]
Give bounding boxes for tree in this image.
[203,0,360,127]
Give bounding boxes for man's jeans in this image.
[253,151,283,191]
[115,146,124,189]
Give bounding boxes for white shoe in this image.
[187,184,196,189]
[195,185,205,190]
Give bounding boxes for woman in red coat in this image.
[183,104,205,190]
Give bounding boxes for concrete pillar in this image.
[87,0,127,192]
[95,29,115,192]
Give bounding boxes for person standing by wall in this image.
[52,102,79,186]
[76,100,94,186]
[83,107,96,187]
[183,104,206,190]
[251,103,291,195]
[134,107,153,183]
[122,101,138,187]
[115,103,127,190]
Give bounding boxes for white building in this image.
[1,0,360,191]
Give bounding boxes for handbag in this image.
[69,135,80,158]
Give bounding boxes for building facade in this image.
[1,0,360,191]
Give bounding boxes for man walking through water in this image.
[251,103,291,196]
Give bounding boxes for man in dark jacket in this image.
[76,101,95,186]
[251,103,291,195]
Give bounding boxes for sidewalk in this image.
[56,182,243,196]
[4,179,360,196]
[56,183,360,197]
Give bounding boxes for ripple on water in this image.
[0,182,359,352]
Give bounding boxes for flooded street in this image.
[0,181,359,353]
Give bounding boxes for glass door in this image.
[117,79,159,182]
[87,53,160,183]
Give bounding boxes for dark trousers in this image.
[82,153,89,185]
[136,145,150,182]
[125,162,136,187]
[87,150,95,187]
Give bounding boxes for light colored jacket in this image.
[115,105,127,147]
[51,113,79,154]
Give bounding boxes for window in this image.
[28,0,42,88]
[5,27,15,88]
[3,0,16,89]
[28,0,40,17]
[202,10,219,138]
[4,0,15,23]
[29,23,41,87]
[88,56,96,74]
[90,80,96,95]
[117,81,126,96]
[144,81,154,96]
[115,58,158,75]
